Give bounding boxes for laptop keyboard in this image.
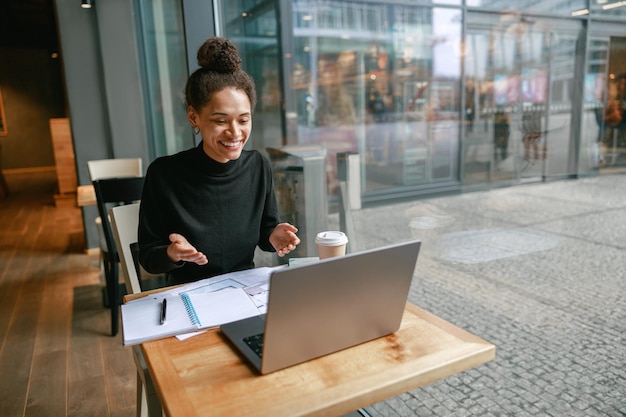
[243,333,264,358]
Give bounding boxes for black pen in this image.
[160,298,167,325]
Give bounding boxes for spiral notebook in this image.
[121,286,262,345]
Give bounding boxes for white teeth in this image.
[221,140,240,147]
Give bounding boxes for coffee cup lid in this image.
[315,231,348,246]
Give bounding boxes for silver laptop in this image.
[220,240,421,374]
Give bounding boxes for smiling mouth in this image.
[219,140,242,148]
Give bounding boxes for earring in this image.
[193,126,200,135]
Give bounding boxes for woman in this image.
[138,37,300,285]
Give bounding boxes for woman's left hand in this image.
[270,223,300,257]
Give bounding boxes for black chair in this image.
[93,176,145,336]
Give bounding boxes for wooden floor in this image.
[0,171,136,417]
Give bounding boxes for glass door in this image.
[463,13,585,185]
[581,20,626,173]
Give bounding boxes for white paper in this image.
[122,267,278,344]
[186,287,261,328]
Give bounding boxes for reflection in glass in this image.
[463,14,583,185]
[136,0,191,157]
[585,36,626,170]
[209,0,624,202]
[466,0,587,16]
[219,2,283,153]
[591,1,626,17]
[580,39,609,173]
[291,1,462,197]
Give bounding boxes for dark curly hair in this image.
[185,37,257,112]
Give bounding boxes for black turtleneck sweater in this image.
[138,144,280,284]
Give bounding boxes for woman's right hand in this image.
[167,233,208,265]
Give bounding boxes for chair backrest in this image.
[87,158,143,181]
[93,176,145,271]
[110,203,142,294]
[88,158,142,255]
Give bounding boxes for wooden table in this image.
[76,184,96,206]
[133,300,495,417]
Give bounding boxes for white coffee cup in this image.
[315,231,349,259]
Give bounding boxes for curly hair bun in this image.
[197,37,242,73]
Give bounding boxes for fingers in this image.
[176,245,207,263]
[288,230,301,246]
[167,233,208,265]
[168,232,186,244]
[184,251,208,265]
[279,222,299,233]
[274,229,301,257]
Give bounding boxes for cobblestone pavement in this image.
[332,174,626,417]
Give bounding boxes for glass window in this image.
[579,38,610,173]
[218,0,283,153]
[463,13,584,185]
[580,34,626,171]
[136,0,191,158]
[290,1,462,198]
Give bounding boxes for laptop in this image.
[220,240,421,374]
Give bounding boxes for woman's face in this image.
[188,87,252,163]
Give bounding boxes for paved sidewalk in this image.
[333,174,626,417]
